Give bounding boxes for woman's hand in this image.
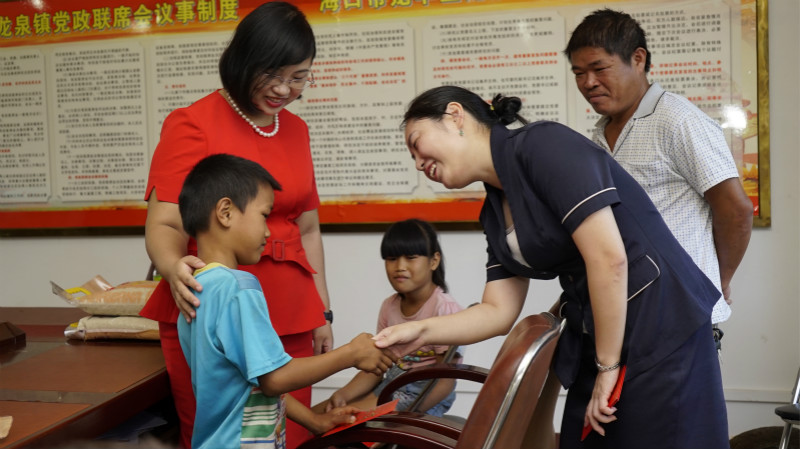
[145,192,205,323]
[584,368,620,436]
[167,255,206,323]
[313,322,333,355]
[372,321,426,360]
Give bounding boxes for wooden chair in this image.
[297,312,563,449]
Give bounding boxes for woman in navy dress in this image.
[373,85,729,449]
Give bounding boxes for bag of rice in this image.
[64,316,159,341]
[51,275,158,316]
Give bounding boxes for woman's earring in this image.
[459,129,464,137]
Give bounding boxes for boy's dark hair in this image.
[402,85,528,131]
[564,8,651,73]
[380,218,448,293]
[219,1,316,116]
[179,154,282,238]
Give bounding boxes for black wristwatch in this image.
[323,310,333,324]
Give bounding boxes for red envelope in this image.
[581,365,626,441]
[322,399,400,437]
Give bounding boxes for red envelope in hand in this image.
[581,365,626,441]
[322,399,400,437]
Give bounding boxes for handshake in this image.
[341,332,398,377]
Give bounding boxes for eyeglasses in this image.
[262,71,315,91]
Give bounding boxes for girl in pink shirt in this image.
[318,219,463,416]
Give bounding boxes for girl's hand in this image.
[168,255,206,323]
[325,391,348,412]
[372,321,426,360]
[307,406,360,435]
[584,368,620,436]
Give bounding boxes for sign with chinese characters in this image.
[290,22,417,197]
[420,10,567,194]
[0,0,769,233]
[0,48,50,204]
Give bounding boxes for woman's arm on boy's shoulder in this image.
[145,192,205,322]
[258,333,394,397]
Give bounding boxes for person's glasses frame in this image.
[262,71,315,91]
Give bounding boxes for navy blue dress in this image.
[481,122,729,449]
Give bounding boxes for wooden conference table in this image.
[0,307,170,449]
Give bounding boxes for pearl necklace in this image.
[223,91,279,138]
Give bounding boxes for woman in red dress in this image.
[141,3,333,448]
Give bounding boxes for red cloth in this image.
[158,322,194,449]
[142,91,327,448]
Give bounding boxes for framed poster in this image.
[0,0,770,234]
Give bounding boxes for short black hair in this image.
[178,154,282,238]
[219,1,316,115]
[402,85,527,131]
[380,218,448,293]
[564,8,651,72]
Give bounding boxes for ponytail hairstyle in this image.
[402,85,528,130]
[380,218,448,293]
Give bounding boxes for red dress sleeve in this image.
[141,102,212,323]
[145,107,210,203]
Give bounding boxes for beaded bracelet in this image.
[595,358,621,372]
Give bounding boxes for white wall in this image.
[1,0,798,440]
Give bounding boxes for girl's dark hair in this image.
[179,154,282,238]
[402,85,528,130]
[381,219,448,293]
[564,8,651,72]
[219,1,316,115]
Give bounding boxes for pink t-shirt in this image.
[376,287,463,370]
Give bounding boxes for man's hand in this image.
[721,284,732,305]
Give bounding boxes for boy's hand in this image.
[349,333,395,376]
[307,406,360,435]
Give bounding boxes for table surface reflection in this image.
[0,308,168,449]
